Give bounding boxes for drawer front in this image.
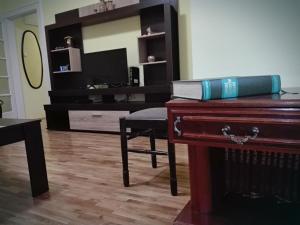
[69,110,129,132]
[169,108,300,149]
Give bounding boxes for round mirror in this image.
[21,30,43,89]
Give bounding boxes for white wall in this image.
[14,13,49,119]
[190,0,300,87]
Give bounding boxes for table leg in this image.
[23,122,49,197]
[188,145,212,214]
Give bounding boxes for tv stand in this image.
[45,85,171,131]
[44,0,179,132]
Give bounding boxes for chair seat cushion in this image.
[125,107,167,121]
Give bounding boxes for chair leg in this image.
[150,129,157,168]
[120,118,129,187]
[168,140,178,196]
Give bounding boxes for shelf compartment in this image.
[0,95,12,113]
[0,78,9,95]
[138,33,166,64]
[0,60,7,75]
[51,47,82,73]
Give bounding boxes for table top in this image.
[167,87,300,108]
[0,119,41,129]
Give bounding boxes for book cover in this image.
[172,75,281,100]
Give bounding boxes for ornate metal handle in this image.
[222,125,259,145]
[174,116,182,136]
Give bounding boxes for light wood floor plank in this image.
[0,121,189,225]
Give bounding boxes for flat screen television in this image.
[83,48,129,86]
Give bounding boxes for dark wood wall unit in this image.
[47,24,83,50]
[55,9,80,25]
[164,4,180,82]
[143,64,167,86]
[45,109,70,131]
[140,5,165,34]
[81,4,140,26]
[44,0,180,132]
[46,23,84,91]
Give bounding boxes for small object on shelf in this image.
[95,84,109,89]
[87,84,96,89]
[146,26,152,35]
[114,94,127,102]
[147,55,155,63]
[64,36,73,47]
[99,0,106,12]
[89,95,103,103]
[60,65,69,72]
[105,0,115,11]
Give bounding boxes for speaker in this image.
[129,67,140,87]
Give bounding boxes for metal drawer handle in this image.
[222,125,259,145]
[174,116,182,136]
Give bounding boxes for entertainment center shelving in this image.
[44,0,179,132]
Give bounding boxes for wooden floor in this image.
[0,121,190,225]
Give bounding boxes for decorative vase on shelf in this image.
[64,36,73,47]
[99,0,106,12]
[146,26,152,35]
[105,0,115,11]
[147,55,155,63]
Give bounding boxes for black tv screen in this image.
[83,48,128,86]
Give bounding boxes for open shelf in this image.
[51,47,74,52]
[53,70,81,74]
[49,85,171,97]
[50,47,82,73]
[140,60,167,66]
[138,32,165,39]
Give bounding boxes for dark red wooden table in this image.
[167,90,300,225]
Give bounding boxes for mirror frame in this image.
[21,30,43,89]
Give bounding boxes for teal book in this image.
[172,75,281,100]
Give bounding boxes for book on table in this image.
[172,75,281,100]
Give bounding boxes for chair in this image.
[119,107,177,196]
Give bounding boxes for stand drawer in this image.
[169,109,300,149]
[69,110,129,132]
